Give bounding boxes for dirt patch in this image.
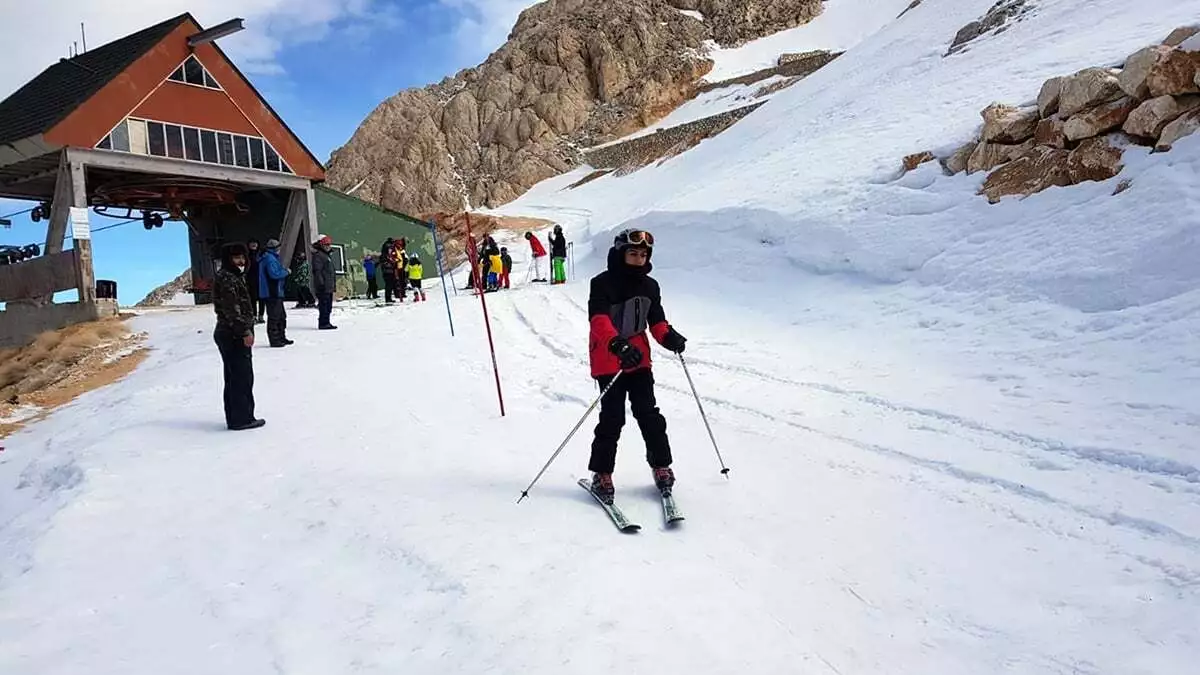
[0,317,149,440]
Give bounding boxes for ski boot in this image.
[591,472,615,505]
[652,467,675,494]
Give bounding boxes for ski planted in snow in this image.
[660,488,685,526]
[578,478,641,533]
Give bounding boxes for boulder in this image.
[1118,46,1173,99]
[1063,96,1138,142]
[1034,116,1067,149]
[1112,178,1133,195]
[1123,94,1200,138]
[1156,109,1200,151]
[1145,49,1200,97]
[1059,67,1124,117]
[941,140,977,175]
[981,103,1039,143]
[980,146,1071,203]
[902,150,936,173]
[1038,76,1065,117]
[1164,25,1200,47]
[1066,134,1127,184]
[967,139,1035,174]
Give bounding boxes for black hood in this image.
[220,242,248,271]
[606,246,652,276]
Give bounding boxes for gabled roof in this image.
[0,13,191,146]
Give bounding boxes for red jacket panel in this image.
[528,236,547,257]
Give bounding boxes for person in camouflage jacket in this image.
[213,242,264,431]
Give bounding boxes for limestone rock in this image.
[981,103,1039,143]
[967,139,1035,174]
[946,0,1034,56]
[1034,116,1067,149]
[941,140,977,175]
[1066,134,1127,184]
[1063,96,1138,142]
[1059,67,1124,117]
[1112,178,1133,195]
[326,0,828,215]
[1156,109,1200,151]
[980,146,1072,203]
[1118,46,1173,99]
[1038,76,1065,117]
[1145,49,1200,97]
[1123,94,1200,138]
[693,0,824,46]
[1164,25,1200,47]
[902,150,936,173]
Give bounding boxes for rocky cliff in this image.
[324,0,825,215]
[136,269,191,307]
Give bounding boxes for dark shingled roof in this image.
[0,13,191,146]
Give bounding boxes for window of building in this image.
[96,117,295,175]
[168,55,222,91]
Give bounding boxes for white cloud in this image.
[0,0,399,98]
[439,0,543,61]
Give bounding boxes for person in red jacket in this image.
[524,231,548,282]
[586,228,687,503]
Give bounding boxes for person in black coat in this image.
[311,235,338,330]
[212,242,265,431]
[245,238,263,323]
[549,224,568,284]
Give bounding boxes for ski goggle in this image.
[616,229,654,247]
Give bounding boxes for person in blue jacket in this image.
[363,254,378,299]
[257,238,292,347]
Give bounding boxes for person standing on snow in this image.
[500,246,512,289]
[524,231,547,282]
[311,235,338,330]
[381,238,399,303]
[212,242,265,431]
[549,224,568,285]
[586,228,687,503]
[408,253,426,301]
[258,238,292,347]
[245,238,263,323]
[362,254,378,300]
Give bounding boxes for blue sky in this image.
[0,0,534,304]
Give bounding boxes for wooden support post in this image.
[66,158,94,305]
[277,190,306,265]
[44,152,74,255]
[302,187,319,295]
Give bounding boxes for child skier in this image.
[488,250,503,291]
[586,228,687,503]
[408,253,426,302]
[549,224,567,284]
[500,246,512,289]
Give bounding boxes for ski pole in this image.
[678,354,730,477]
[518,372,622,503]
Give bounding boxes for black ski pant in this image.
[214,329,255,428]
[263,298,287,346]
[384,274,397,302]
[589,368,672,474]
[366,275,378,299]
[317,291,334,327]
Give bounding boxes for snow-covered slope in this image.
[2,0,1200,673]
[704,0,915,81]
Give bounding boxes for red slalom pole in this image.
[466,212,506,417]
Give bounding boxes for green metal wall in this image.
[314,185,437,298]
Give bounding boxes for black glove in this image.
[662,327,687,354]
[608,337,644,369]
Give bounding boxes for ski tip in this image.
[621,524,642,533]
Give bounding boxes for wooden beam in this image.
[66,147,312,191]
[277,190,305,265]
[45,152,74,255]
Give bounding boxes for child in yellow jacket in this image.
[408,254,426,302]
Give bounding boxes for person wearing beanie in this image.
[524,231,547,282]
[584,228,687,503]
[213,242,265,431]
[257,238,292,347]
[245,238,263,323]
[311,234,338,329]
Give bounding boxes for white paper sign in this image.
[69,206,90,240]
